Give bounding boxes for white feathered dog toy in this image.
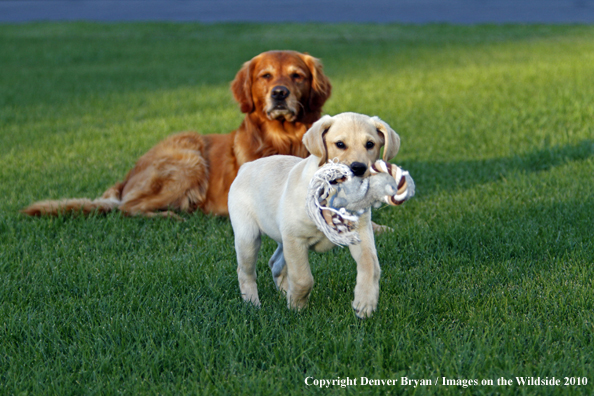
[306,159,415,246]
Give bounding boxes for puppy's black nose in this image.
[271,86,290,101]
[350,162,367,176]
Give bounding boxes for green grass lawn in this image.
[1,23,593,395]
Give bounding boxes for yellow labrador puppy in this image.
[228,112,400,318]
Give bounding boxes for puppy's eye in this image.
[365,141,375,149]
[335,141,346,149]
[261,73,272,79]
[291,72,303,80]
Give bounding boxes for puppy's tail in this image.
[21,198,120,217]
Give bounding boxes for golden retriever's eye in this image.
[261,73,272,80]
[335,141,346,150]
[365,141,375,149]
[291,72,303,80]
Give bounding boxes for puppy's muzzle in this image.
[350,162,367,177]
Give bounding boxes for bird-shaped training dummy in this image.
[306,159,415,246]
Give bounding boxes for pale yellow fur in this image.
[228,112,400,318]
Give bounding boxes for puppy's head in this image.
[303,113,400,176]
[231,50,332,123]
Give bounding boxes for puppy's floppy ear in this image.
[300,53,332,115]
[303,114,334,166]
[231,59,254,113]
[371,116,401,162]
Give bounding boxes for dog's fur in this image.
[228,112,401,318]
[22,50,332,218]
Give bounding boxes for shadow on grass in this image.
[404,139,594,200]
[373,139,594,266]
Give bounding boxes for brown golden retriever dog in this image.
[22,50,332,219]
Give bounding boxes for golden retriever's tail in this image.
[21,198,120,217]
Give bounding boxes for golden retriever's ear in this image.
[303,115,334,165]
[301,54,332,115]
[231,60,254,113]
[371,116,401,161]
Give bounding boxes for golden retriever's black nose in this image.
[350,162,367,176]
[271,86,290,100]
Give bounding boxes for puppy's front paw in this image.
[239,282,261,307]
[287,292,309,311]
[286,276,313,311]
[242,293,261,308]
[352,287,379,319]
[352,298,377,318]
[287,285,312,311]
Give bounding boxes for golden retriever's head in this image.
[303,113,401,176]
[231,50,332,123]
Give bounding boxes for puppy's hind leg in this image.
[269,243,289,293]
[234,224,262,307]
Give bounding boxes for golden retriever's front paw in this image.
[352,297,378,318]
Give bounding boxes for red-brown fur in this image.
[22,50,332,219]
